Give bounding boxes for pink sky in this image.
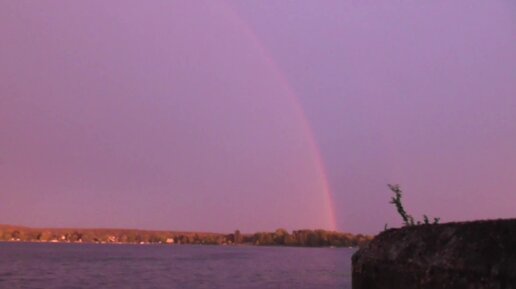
[1,1,515,234]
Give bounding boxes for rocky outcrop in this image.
[352,219,516,289]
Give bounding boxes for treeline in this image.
[238,229,371,247]
[0,225,371,247]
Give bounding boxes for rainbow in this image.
[221,3,338,231]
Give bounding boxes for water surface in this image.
[0,242,353,289]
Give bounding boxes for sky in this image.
[1,1,515,234]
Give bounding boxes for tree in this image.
[234,230,242,244]
[11,230,21,240]
[273,228,288,245]
[388,184,414,226]
[388,184,440,227]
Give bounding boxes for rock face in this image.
[352,219,516,289]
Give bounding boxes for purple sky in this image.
[1,1,515,234]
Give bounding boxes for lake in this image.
[0,242,354,289]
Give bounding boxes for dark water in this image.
[0,242,353,289]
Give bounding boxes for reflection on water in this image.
[0,242,353,289]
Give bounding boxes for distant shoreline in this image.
[0,240,359,249]
[0,224,372,248]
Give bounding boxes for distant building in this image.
[166,238,174,244]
